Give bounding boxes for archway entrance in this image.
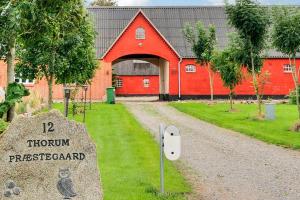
[112,54,169,100]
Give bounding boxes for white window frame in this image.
[136,27,145,40]
[143,79,150,88]
[116,79,123,88]
[15,76,34,85]
[283,64,293,73]
[185,64,196,73]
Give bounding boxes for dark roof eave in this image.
[181,56,299,59]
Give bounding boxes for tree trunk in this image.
[207,65,214,101]
[229,89,233,111]
[250,49,262,117]
[290,57,300,119]
[6,39,16,122]
[47,47,56,110]
[47,76,53,110]
[63,83,67,117]
[295,84,300,120]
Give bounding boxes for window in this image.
[143,79,150,88]
[15,76,34,84]
[185,65,196,73]
[136,27,145,39]
[116,79,123,88]
[283,64,292,73]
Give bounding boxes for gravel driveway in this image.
[124,101,300,200]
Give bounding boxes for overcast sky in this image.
[86,0,300,6]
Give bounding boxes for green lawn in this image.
[54,103,190,200]
[170,102,300,149]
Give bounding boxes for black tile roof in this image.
[87,6,297,59]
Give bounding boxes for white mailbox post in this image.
[159,124,181,194]
[164,125,181,161]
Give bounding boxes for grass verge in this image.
[54,103,190,200]
[170,102,300,149]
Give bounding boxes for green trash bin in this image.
[106,87,115,104]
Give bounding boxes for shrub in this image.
[28,91,43,109]
[0,119,8,134]
[15,91,44,115]
[290,120,300,132]
[288,87,300,105]
[0,83,30,118]
[15,102,27,114]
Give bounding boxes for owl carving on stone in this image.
[57,168,77,199]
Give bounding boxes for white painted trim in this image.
[101,11,141,59]
[138,10,181,58]
[101,9,181,59]
[178,57,182,99]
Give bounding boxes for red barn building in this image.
[0,6,299,101]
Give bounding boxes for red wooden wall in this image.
[103,12,180,96]
[115,75,159,95]
[180,58,298,96]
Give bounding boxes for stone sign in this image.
[0,110,102,200]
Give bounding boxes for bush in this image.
[288,87,300,105]
[15,102,27,114]
[291,121,300,132]
[28,91,43,109]
[0,119,8,134]
[0,83,30,118]
[15,91,44,115]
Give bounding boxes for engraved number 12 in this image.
[43,122,54,133]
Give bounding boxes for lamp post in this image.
[83,85,88,123]
[64,86,71,118]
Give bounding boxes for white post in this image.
[159,124,165,194]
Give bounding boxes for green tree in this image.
[91,0,117,6]
[54,14,98,85]
[272,7,300,119]
[0,0,23,121]
[226,0,270,117]
[212,35,243,110]
[16,0,98,109]
[0,82,29,118]
[184,22,217,101]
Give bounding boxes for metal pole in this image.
[64,91,67,117]
[65,96,69,117]
[83,87,87,123]
[159,124,165,194]
[64,87,70,118]
[72,102,75,118]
